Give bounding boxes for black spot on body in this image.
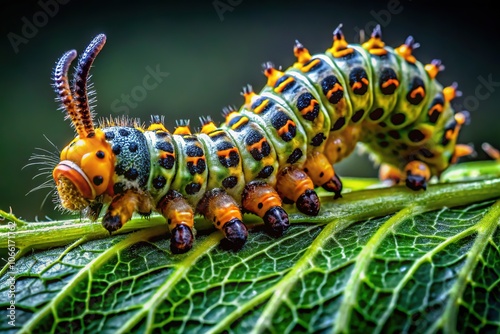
[156,141,174,153]
[125,168,139,181]
[93,176,103,186]
[153,176,166,189]
[351,109,365,123]
[379,68,398,95]
[391,113,406,125]
[296,93,320,121]
[349,67,369,95]
[286,148,303,164]
[113,182,125,194]
[311,133,326,146]
[271,112,296,142]
[119,128,130,136]
[369,108,384,121]
[387,130,401,139]
[321,75,344,104]
[257,166,274,178]
[96,150,105,159]
[129,142,138,152]
[420,148,435,158]
[159,156,175,169]
[185,183,201,195]
[406,77,425,105]
[222,176,238,189]
[186,145,204,157]
[187,159,206,175]
[408,129,425,143]
[218,151,240,168]
[115,164,125,175]
[379,141,389,148]
[104,131,115,140]
[332,117,346,131]
[112,144,121,155]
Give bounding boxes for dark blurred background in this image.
[1,0,499,221]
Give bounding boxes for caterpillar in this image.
[48,24,471,253]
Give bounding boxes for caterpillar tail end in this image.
[296,189,320,216]
[321,173,343,199]
[170,224,194,254]
[221,218,248,251]
[263,206,290,237]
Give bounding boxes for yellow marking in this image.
[253,99,270,114]
[147,123,169,132]
[264,67,284,87]
[274,76,295,93]
[230,116,249,130]
[395,44,416,63]
[200,122,217,134]
[173,126,191,135]
[294,46,312,66]
[300,58,321,73]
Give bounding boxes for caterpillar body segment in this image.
[50,24,469,253]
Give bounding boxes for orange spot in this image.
[352,78,368,91]
[186,156,205,166]
[274,76,295,93]
[428,104,443,116]
[248,137,267,152]
[217,147,238,161]
[410,86,425,100]
[382,79,399,89]
[300,99,318,116]
[277,119,295,137]
[327,83,344,100]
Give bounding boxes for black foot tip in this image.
[221,218,248,251]
[102,214,122,233]
[296,189,320,216]
[263,206,290,237]
[322,174,343,199]
[406,175,427,191]
[170,224,194,254]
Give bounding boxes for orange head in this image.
[51,34,113,211]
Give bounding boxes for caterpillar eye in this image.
[53,160,96,200]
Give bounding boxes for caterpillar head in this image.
[52,34,115,211]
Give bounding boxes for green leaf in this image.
[1,176,500,333]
